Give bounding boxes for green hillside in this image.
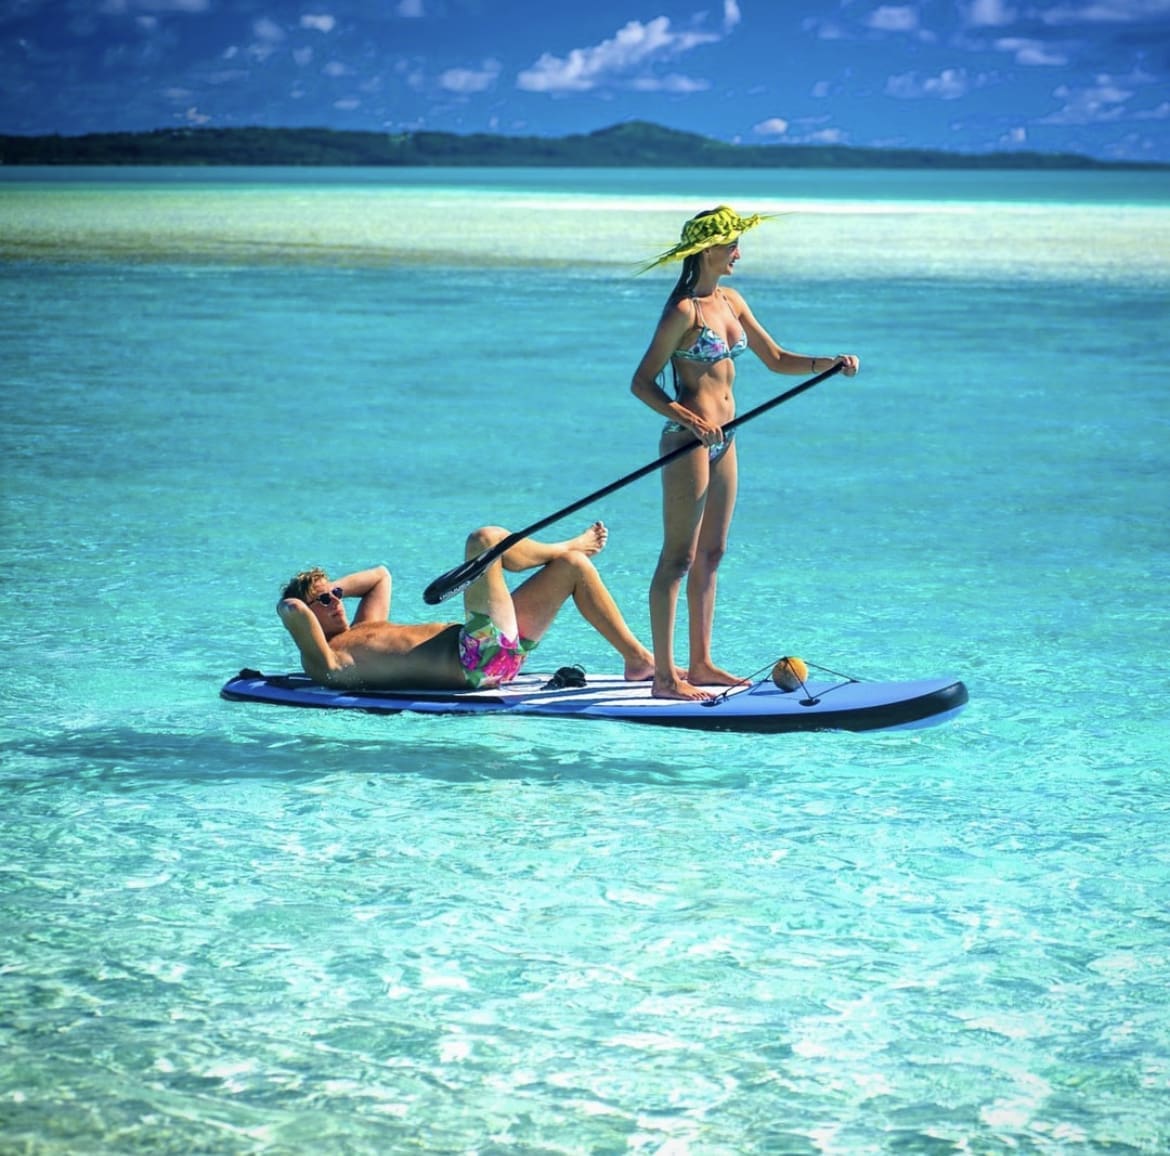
[1,120,1163,170]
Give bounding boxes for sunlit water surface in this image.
[2,167,1168,1154]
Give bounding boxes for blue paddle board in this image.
[220,668,968,733]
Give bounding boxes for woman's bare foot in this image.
[563,521,608,557]
[687,662,748,688]
[651,675,712,701]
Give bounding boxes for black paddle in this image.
[423,361,846,604]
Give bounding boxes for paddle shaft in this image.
[423,361,845,604]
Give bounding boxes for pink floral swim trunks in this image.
[457,612,538,688]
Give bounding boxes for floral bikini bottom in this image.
[662,421,736,463]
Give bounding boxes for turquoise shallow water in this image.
[2,169,1169,1153]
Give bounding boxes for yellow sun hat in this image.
[637,204,775,274]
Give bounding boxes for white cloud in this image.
[631,73,709,92]
[248,16,283,61]
[926,69,970,97]
[301,14,335,33]
[886,68,970,99]
[1037,0,1170,22]
[1040,77,1132,122]
[122,0,210,11]
[440,59,501,94]
[805,18,848,39]
[1001,126,1027,144]
[806,127,847,143]
[394,58,426,92]
[254,17,283,40]
[753,116,789,135]
[397,0,424,17]
[1135,101,1170,119]
[724,0,742,30]
[867,5,919,31]
[967,0,1017,25]
[994,37,1067,64]
[516,17,719,93]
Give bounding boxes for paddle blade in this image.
[424,531,523,605]
[423,556,485,605]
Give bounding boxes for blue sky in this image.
[2,0,1168,161]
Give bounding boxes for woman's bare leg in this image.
[649,441,712,700]
[686,443,744,687]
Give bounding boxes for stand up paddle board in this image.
[220,667,968,734]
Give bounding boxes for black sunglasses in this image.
[313,586,345,607]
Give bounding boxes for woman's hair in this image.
[658,255,702,399]
[281,567,328,602]
[666,253,703,308]
[665,206,724,305]
[657,206,724,398]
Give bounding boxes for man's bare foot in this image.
[687,662,748,688]
[624,649,686,681]
[625,653,688,682]
[563,521,608,557]
[652,675,712,701]
[624,653,655,681]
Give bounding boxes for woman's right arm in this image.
[630,303,723,442]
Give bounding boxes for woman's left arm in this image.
[731,290,860,377]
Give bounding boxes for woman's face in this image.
[703,239,740,275]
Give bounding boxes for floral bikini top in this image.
[672,292,748,364]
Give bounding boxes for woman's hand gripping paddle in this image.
[423,362,845,605]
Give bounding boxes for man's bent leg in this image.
[462,526,520,641]
[513,553,654,680]
[497,522,608,573]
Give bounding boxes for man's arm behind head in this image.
[334,565,392,626]
[277,597,345,684]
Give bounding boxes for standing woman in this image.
[631,205,860,701]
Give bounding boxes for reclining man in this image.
[278,521,658,690]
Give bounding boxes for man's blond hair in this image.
[281,567,328,602]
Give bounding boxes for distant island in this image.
[1,120,1165,170]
